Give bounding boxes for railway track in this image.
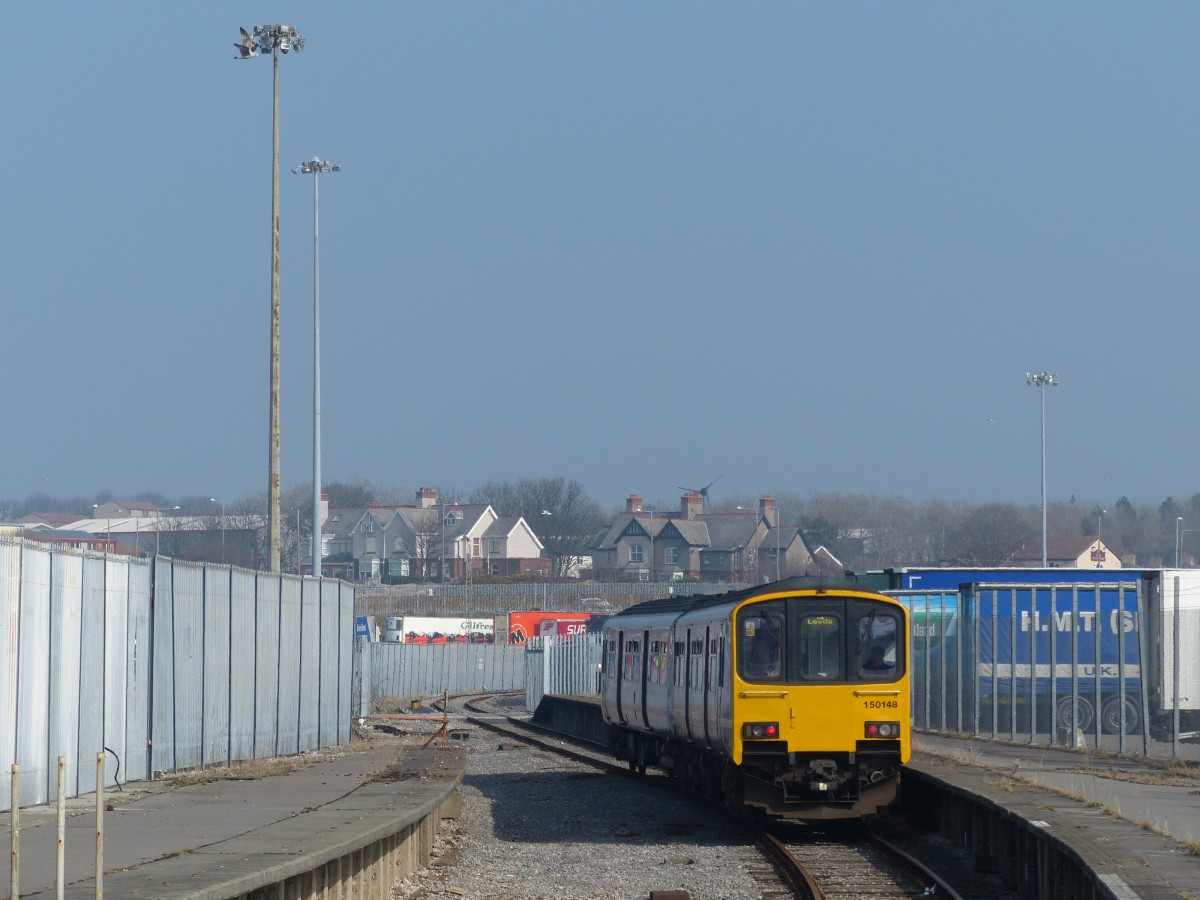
[453,693,966,900]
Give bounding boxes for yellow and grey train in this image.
[598,577,910,821]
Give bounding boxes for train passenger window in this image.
[739,605,783,682]
[798,614,842,681]
[856,609,901,680]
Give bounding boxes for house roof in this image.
[20,513,88,527]
[1010,537,1117,564]
[701,513,758,551]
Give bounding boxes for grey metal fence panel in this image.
[229,569,257,761]
[48,550,83,800]
[171,562,206,770]
[354,638,370,719]
[524,644,544,712]
[254,573,281,758]
[151,558,175,775]
[367,643,524,703]
[340,584,355,741]
[18,544,51,805]
[298,578,321,751]
[77,554,107,793]
[203,567,232,766]
[125,561,153,782]
[318,580,340,747]
[524,634,604,710]
[103,556,131,791]
[0,541,20,809]
[277,577,302,755]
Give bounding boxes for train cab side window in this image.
[739,606,783,682]
[856,610,901,680]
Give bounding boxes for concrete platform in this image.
[910,733,1200,898]
[0,738,465,899]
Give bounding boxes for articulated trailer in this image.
[887,568,1200,744]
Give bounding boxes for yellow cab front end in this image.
[730,587,910,820]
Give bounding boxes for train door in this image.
[684,627,696,742]
[614,630,627,725]
[639,628,651,730]
[709,629,727,750]
[701,625,712,747]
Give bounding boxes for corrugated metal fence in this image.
[361,642,525,707]
[0,538,353,811]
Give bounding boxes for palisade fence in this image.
[356,580,747,618]
[897,582,1200,760]
[0,538,354,812]
[523,634,605,712]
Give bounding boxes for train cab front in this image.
[733,591,910,821]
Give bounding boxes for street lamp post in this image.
[1177,517,1184,568]
[92,508,111,556]
[292,157,340,579]
[439,500,457,584]
[211,498,227,563]
[237,23,305,573]
[737,505,760,583]
[1026,371,1059,567]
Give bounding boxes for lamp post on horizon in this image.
[1026,371,1059,567]
[155,505,180,556]
[93,508,111,556]
[737,505,760,583]
[1177,517,1184,568]
[292,156,339,580]
[211,498,226,563]
[236,23,306,573]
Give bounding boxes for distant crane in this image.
[677,474,724,512]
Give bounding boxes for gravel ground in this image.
[389,718,773,899]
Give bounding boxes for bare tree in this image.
[391,508,440,582]
[470,477,605,577]
[943,503,1034,566]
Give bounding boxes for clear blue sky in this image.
[3,3,1197,510]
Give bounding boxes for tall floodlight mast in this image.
[236,24,305,572]
[1026,371,1059,567]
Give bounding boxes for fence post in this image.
[11,764,18,900]
[96,751,104,900]
[57,756,66,900]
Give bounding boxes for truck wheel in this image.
[1055,696,1094,733]
[1101,696,1141,735]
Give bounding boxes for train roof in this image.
[609,575,878,621]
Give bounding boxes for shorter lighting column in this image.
[211,498,227,562]
[1026,371,1059,567]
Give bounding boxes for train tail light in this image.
[742,722,780,740]
[864,721,900,738]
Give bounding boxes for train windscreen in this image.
[737,597,903,684]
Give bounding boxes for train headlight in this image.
[742,722,780,740]
[864,721,900,738]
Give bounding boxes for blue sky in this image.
[2,3,1197,511]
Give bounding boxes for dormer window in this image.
[444,512,458,527]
